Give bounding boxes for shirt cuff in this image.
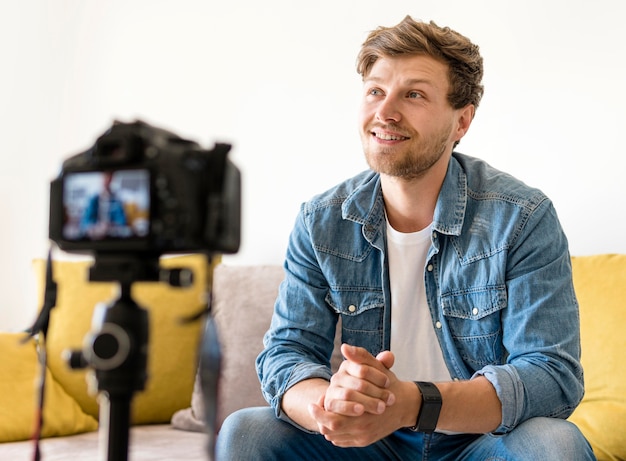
[472,364,524,435]
[272,362,333,433]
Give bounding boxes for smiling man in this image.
[216,16,595,460]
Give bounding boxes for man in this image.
[79,171,128,240]
[216,16,595,460]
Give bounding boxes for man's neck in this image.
[381,158,449,233]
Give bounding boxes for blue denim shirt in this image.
[257,153,584,435]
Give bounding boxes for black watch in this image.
[409,381,442,433]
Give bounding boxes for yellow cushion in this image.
[34,254,215,424]
[0,332,98,442]
[568,254,626,461]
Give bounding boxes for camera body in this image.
[49,120,241,260]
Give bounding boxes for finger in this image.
[340,344,390,388]
[341,343,377,365]
[327,373,393,413]
[309,401,353,432]
[308,400,325,422]
[309,406,383,448]
[324,395,383,416]
[308,403,360,445]
[324,397,367,416]
[308,401,328,434]
[376,350,395,369]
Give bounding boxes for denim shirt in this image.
[257,153,584,435]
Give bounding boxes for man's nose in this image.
[375,96,401,123]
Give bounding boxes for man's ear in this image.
[454,104,475,143]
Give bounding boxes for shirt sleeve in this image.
[256,206,339,427]
[475,199,584,434]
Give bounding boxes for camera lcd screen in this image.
[62,169,150,242]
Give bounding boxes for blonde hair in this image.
[356,16,484,110]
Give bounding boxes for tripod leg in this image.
[99,393,132,461]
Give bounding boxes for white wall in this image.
[2,0,625,332]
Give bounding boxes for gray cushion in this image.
[172,264,284,431]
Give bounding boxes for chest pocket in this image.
[440,286,507,370]
[325,289,384,356]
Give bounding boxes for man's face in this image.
[358,54,470,180]
[102,172,113,190]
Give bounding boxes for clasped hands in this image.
[307,343,416,447]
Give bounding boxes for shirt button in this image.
[432,232,437,239]
[348,304,356,313]
[435,321,442,329]
[427,264,434,272]
[472,308,479,315]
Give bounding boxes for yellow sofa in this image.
[568,255,626,460]
[0,254,624,460]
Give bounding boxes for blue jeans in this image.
[216,407,596,461]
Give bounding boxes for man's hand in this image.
[323,344,396,416]
[308,344,419,447]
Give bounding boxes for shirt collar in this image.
[341,153,467,238]
[433,153,467,237]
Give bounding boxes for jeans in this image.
[215,407,596,461]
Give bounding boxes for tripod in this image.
[66,254,211,461]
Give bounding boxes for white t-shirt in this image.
[387,221,451,382]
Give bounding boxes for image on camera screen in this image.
[62,169,150,241]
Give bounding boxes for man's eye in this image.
[369,88,382,96]
[408,91,422,99]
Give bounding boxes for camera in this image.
[43,120,240,460]
[49,119,241,262]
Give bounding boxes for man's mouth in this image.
[372,131,409,141]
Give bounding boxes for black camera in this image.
[49,119,241,266]
[43,120,239,460]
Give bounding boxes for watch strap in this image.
[409,381,442,433]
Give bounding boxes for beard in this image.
[363,121,453,180]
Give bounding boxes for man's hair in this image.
[356,16,484,111]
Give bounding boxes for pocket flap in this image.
[441,286,507,320]
[325,290,384,316]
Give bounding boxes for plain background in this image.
[2,0,625,331]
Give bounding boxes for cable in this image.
[23,248,58,461]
